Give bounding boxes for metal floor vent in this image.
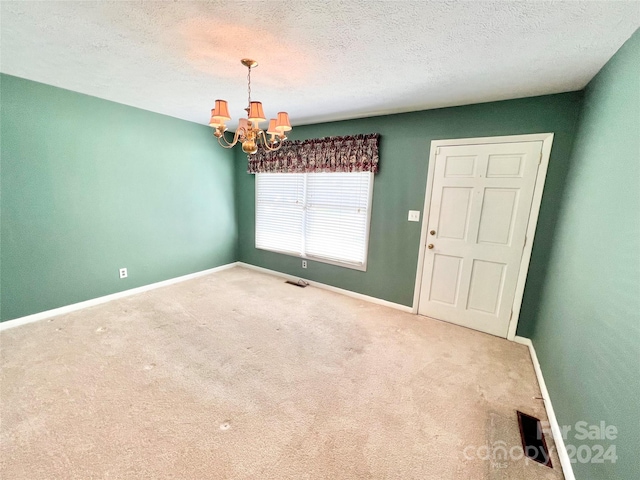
[285,279,309,288]
[517,411,552,467]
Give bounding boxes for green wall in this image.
[0,74,237,321]
[1,29,637,480]
[529,30,640,479]
[235,92,583,336]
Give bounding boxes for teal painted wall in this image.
[235,93,583,336]
[0,74,237,321]
[529,31,640,479]
[1,29,637,479]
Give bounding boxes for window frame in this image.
[255,172,374,272]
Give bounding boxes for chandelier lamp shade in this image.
[209,59,292,155]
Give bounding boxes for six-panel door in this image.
[418,141,543,337]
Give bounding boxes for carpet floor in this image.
[1,266,564,479]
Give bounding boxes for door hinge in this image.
[539,152,542,165]
[524,235,527,248]
[510,310,513,320]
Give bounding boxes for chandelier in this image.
[209,59,292,155]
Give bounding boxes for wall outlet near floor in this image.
[119,268,128,279]
[408,210,421,222]
[302,260,307,269]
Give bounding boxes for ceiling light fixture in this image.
[209,59,292,155]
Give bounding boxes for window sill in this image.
[256,246,368,272]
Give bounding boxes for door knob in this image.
[428,244,434,249]
[430,230,436,235]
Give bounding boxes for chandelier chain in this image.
[247,66,252,107]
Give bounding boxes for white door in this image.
[418,141,543,337]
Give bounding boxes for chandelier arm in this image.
[258,130,283,152]
[217,128,242,148]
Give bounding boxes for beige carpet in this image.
[1,266,564,479]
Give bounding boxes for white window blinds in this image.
[255,172,373,270]
[255,173,305,256]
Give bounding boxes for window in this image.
[256,172,373,270]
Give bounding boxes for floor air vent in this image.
[517,411,552,467]
[285,280,309,288]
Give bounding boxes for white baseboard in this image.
[514,336,575,480]
[237,262,413,313]
[0,262,239,332]
[2,261,411,331]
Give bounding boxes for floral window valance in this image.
[247,133,380,174]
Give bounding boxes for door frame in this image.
[412,133,555,340]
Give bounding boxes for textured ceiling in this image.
[1,1,638,127]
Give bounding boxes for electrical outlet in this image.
[408,210,421,222]
[302,260,307,269]
[119,268,128,279]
